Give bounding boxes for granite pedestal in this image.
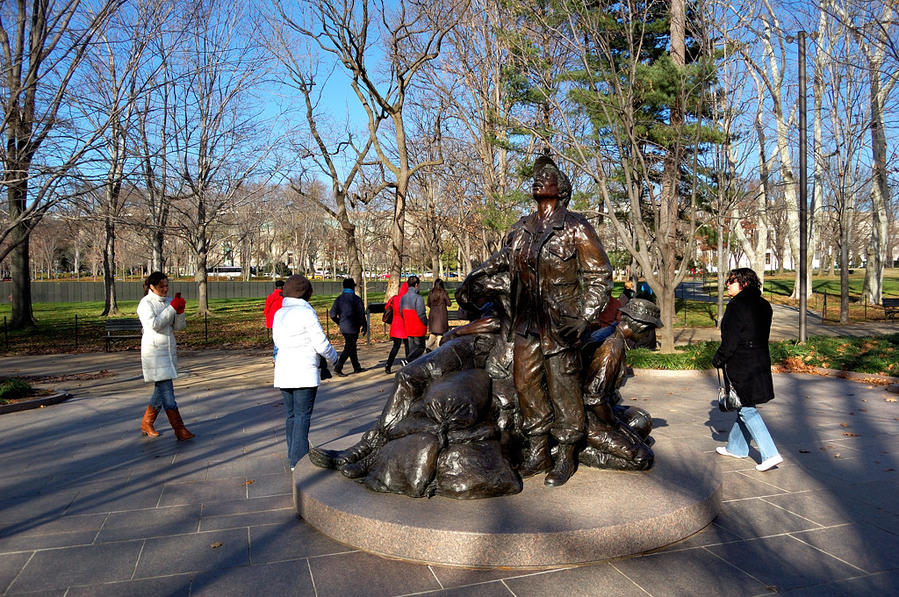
[294,433,722,568]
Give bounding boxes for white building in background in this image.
[699,249,821,273]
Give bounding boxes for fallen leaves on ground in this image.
[210,542,223,549]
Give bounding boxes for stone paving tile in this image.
[134,528,249,578]
[419,581,515,596]
[244,454,289,476]
[609,548,768,596]
[0,530,98,554]
[199,507,295,531]
[204,458,247,480]
[776,570,899,596]
[504,565,648,597]
[65,480,166,516]
[0,552,32,594]
[705,534,864,592]
[0,513,106,539]
[307,551,442,597]
[249,521,351,564]
[64,574,193,597]
[718,471,789,501]
[246,472,292,499]
[157,478,249,507]
[427,564,530,589]
[715,498,823,540]
[761,490,864,527]
[0,492,79,525]
[6,540,144,593]
[200,494,292,517]
[190,559,315,597]
[790,522,899,574]
[95,505,201,543]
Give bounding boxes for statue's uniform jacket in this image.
[473,206,612,442]
[476,207,613,355]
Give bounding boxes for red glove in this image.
[170,295,186,314]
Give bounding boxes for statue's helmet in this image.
[618,298,663,328]
[533,155,572,202]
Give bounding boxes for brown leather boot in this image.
[545,443,577,487]
[165,408,195,441]
[518,434,551,478]
[141,406,160,438]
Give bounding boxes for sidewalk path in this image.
[0,346,897,595]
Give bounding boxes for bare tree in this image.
[265,16,376,289]
[276,0,462,297]
[167,0,272,313]
[0,0,120,328]
[834,2,898,305]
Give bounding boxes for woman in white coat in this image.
[137,272,194,440]
[273,275,338,470]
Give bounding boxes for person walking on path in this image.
[137,272,195,441]
[384,281,409,374]
[712,268,783,471]
[274,275,338,470]
[401,275,428,362]
[426,278,450,351]
[329,277,367,376]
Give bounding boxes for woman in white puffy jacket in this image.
[137,272,194,441]
[273,275,337,470]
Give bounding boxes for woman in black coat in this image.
[712,268,783,471]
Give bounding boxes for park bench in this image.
[883,298,899,320]
[104,318,142,352]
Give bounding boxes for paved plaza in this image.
[0,334,897,595]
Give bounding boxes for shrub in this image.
[0,378,32,403]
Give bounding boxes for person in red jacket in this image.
[264,280,285,329]
[384,281,409,374]
[264,280,285,363]
[400,275,428,362]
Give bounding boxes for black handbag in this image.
[382,301,394,324]
[717,367,742,412]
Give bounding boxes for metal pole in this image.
[204,312,208,344]
[3,316,7,352]
[798,31,808,343]
[74,314,78,351]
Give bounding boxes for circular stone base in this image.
[294,435,721,568]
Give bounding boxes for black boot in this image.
[518,434,551,478]
[545,443,577,487]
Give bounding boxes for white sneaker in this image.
[716,446,746,459]
[756,454,783,471]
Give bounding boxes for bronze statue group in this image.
[310,155,663,499]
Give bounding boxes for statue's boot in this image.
[518,434,551,478]
[544,443,577,487]
[340,449,379,479]
[308,434,379,470]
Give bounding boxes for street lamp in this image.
[786,30,809,343]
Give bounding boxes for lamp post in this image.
[787,30,809,343]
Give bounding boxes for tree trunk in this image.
[863,64,889,305]
[7,180,35,329]
[101,213,120,316]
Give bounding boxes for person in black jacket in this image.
[329,278,367,376]
[712,268,782,471]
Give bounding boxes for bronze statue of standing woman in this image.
[470,155,613,486]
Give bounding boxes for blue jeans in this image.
[281,387,318,467]
[150,379,178,410]
[726,406,779,461]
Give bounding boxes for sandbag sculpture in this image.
[310,155,658,498]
